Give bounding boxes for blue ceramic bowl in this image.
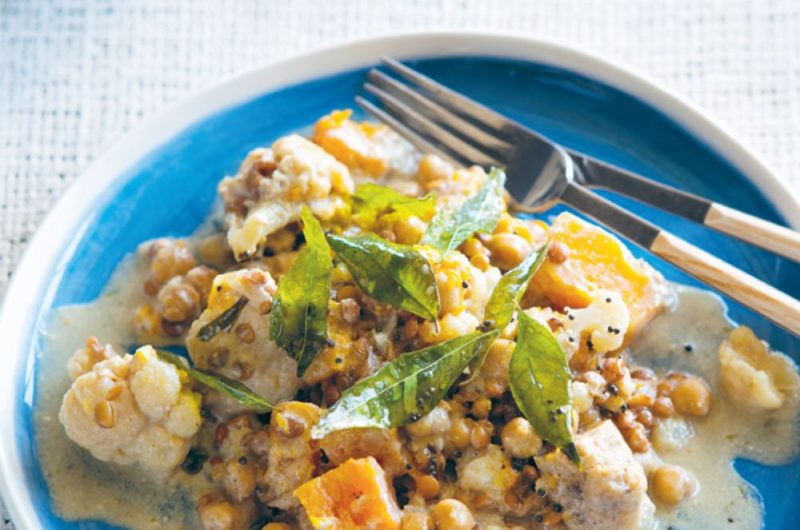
[1,32,798,529]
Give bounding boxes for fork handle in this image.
[574,155,800,262]
[561,182,800,336]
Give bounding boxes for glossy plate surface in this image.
[0,32,798,529]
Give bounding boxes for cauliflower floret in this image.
[418,248,501,344]
[67,336,116,379]
[59,344,203,474]
[564,290,629,354]
[536,421,655,530]
[186,268,300,414]
[219,134,354,260]
[719,326,800,412]
[457,445,519,505]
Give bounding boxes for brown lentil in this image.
[94,401,115,429]
[470,421,492,450]
[651,464,696,505]
[671,377,712,417]
[235,323,256,344]
[432,499,474,530]
[653,396,675,417]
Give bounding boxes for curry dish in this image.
[36,110,800,530]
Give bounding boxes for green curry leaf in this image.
[421,167,506,255]
[270,207,333,376]
[326,233,439,320]
[311,330,498,438]
[352,183,436,228]
[157,350,273,413]
[484,241,550,330]
[509,311,580,465]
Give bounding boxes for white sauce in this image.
[31,180,800,530]
[629,286,800,530]
[34,256,212,529]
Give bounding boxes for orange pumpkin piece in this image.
[314,110,388,178]
[532,212,665,337]
[294,456,402,530]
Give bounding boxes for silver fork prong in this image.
[381,57,513,135]
[355,96,465,167]
[364,83,504,168]
[367,69,513,158]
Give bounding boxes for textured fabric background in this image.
[1,0,799,525]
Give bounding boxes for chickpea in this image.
[671,377,712,417]
[416,154,454,185]
[401,512,431,530]
[653,396,675,417]
[487,233,532,270]
[222,457,257,502]
[186,265,218,301]
[469,252,491,271]
[501,417,543,459]
[157,278,201,322]
[448,418,472,450]
[150,241,196,285]
[393,216,426,245]
[471,398,492,419]
[651,464,696,505]
[432,499,474,530]
[415,474,441,499]
[197,499,239,530]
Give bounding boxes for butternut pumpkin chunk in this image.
[531,212,665,337]
[294,456,402,530]
[314,110,388,178]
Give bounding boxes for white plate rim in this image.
[1,30,798,528]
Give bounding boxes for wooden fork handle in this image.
[650,232,800,335]
[561,182,800,336]
[575,154,800,262]
[704,204,800,262]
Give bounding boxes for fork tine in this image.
[367,69,513,158]
[355,96,465,167]
[381,57,513,135]
[363,83,504,168]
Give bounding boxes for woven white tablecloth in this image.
[1,0,799,526]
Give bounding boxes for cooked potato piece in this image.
[535,421,655,530]
[719,326,800,412]
[294,456,402,530]
[262,401,321,509]
[186,268,300,414]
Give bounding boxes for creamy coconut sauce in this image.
[629,287,800,530]
[35,255,800,529]
[35,256,215,529]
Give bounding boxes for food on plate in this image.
[38,110,800,530]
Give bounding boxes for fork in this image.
[357,57,800,336]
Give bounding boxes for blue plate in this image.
[1,34,797,529]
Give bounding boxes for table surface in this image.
[1,0,799,526]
